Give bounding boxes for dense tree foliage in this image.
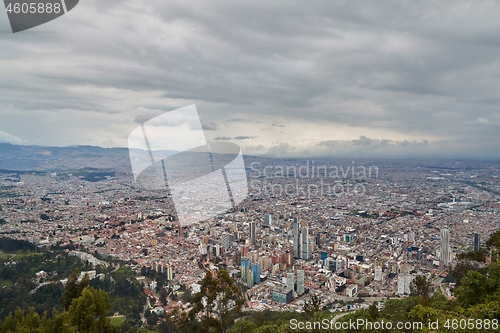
[0,285,118,333]
[188,269,245,333]
[410,275,433,304]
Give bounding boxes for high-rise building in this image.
[214,244,221,257]
[335,258,344,271]
[316,233,321,248]
[249,222,256,245]
[440,228,451,266]
[272,288,293,304]
[325,257,335,271]
[286,272,295,292]
[166,266,173,280]
[397,263,413,295]
[301,227,311,260]
[297,270,305,295]
[252,262,261,284]
[241,258,250,283]
[282,253,292,266]
[247,269,254,288]
[234,251,242,266]
[221,232,233,250]
[264,213,272,226]
[474,233,480,252]
[293,217,300,258]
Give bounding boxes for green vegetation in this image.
[458,247,488,262]
[4,230,500,333]
[109,316,126,327]
[0,286,119,333]
[183,269,245,332]
[0,238,145,331]
[0,278,13,287]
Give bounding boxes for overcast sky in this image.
[1,0,500,159]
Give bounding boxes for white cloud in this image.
[0,131,24,144]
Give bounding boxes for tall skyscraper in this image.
[221,232,233,250]
[252,262,261,284]
[241,258,250,283]
[440,228,451,266]
[286,272,295,292]
[249,222,256,245]
[301,227,311,260]
[293,217,300,258]
[297,270,305,295]
[474,233,480,252]
[166,266,173,280]
[247,269,254,288]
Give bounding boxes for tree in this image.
[0,308,41,332]
[303,295,322,316]
[227,320,256,333]
[485,260,500,298]
[367,302,379,320]
[449,260,476,287]
[486,230,500,249]
[39,309,76,333]
[68,286,119,333]
[486,231,500,262]
[146,312,159,327]
[60,269,90,310]
[189,269,245,333]
[381,297,418,323]
[410,275,433,303]
[455,271,487,307]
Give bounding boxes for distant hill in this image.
[0,143,135,172]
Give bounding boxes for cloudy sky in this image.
[1,0,500,159]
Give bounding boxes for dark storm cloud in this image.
[1,0,500,158]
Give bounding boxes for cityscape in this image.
[2,1,500,332]
[1,151,499,323]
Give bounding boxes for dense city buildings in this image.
[0,157,499,313]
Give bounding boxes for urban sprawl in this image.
[1,158,499,316]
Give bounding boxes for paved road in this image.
[331,312,350,323]
[29,281,55,295]
[140,297,150,323]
